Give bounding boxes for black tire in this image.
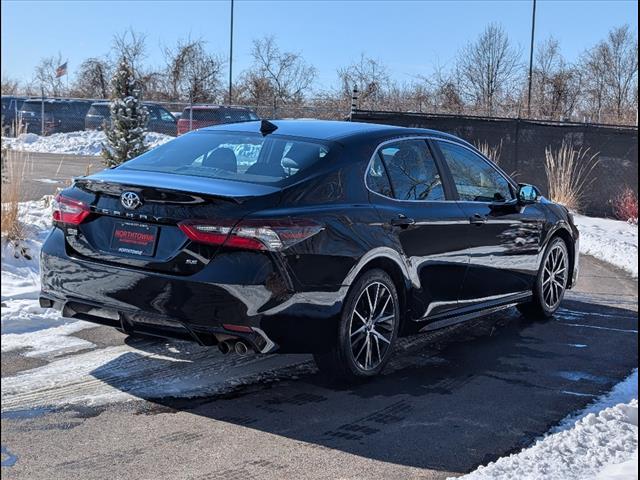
[313,269,400,382]
[518,237,569,319]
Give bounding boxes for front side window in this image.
[436,141,513,202]
[159,109,175,122]
[121,131,330,186]
[376,140,445,201]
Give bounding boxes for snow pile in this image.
[458,371,638,480]
[1,198,95,351]
[2,130,172,157]
[575,215,638,278]
[1,198,53,300]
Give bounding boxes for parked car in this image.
[40,120,579,381]
[85,102,178,136]
[18,98,93,135]
[1,95,27,135]
[177,105,259,135]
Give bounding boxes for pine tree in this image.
[101,58,149,167]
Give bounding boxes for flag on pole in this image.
[55,61,68,78]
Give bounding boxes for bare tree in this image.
[456,23,522,116]
[1,76,20,95]
[112,28,147,75]
[33,54,66,96]
[423,63,464,114]
[531,37,582,120]
[581,25,638,123]
[245,36,316,110]
[602,25,638,120]
[163,38,224,102]
[338,54,391,109]
[72,57,112,99]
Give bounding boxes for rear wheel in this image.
[518,237,569,319]
[313,269,400,382]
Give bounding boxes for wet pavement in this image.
[1,255,637,480]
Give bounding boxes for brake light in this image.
[52,193,90,225]
[178,219,323,251]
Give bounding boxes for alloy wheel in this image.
[348,281,396,371]
[542,243,567,310]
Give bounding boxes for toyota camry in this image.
[40,120,579,381]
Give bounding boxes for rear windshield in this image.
[88,105,110,116]
[181,108,259,123]
[120,131,330,185]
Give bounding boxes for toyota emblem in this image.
[120,191,142,210]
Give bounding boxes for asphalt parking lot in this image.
[1,255,637,480]
[3,152,102,201]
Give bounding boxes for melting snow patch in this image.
[457,369,639,480]
[574,215,638,278]
[1,321,95,358]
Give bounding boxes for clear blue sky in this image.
[1,0,637,90]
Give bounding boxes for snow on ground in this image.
[575,214,638,278]
[1,198,96,354]
[1,130,172,156]
[458,403,637,480]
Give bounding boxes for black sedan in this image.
[40,120,579,381]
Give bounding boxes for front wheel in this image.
[313,269,400,382]
[518,237,569,319]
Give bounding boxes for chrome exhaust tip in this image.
[218,340,232,355]
[234,341,249,356]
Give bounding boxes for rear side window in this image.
[88,105,109,116]
[370,139,445,201]
[181,108,258,123]
[20,101,41,113]
[366,154,393,198]
[436,141,513,202]
[121,131,330,186]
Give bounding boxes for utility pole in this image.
[526,0,537,118]
[228,0,234,105]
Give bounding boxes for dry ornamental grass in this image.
[544,140,600,213]
[1,147,32,242]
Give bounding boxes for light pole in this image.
[228,0,234,104]
[526,0,537,118]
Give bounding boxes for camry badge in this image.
[120,191,142,210]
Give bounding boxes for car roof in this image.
[200,119,469,144]
[185,105,255,111]
[22,98,93,105]
[90,101,161,107]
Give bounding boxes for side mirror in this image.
[517,184,540,204]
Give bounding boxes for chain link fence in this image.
[1,94,350,138]
[4,92,636,139]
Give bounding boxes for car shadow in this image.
[90,299,638,473]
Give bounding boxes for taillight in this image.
[52,193,90,225]
[178,219,323,251]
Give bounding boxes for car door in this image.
[367,138,470,319]
[432,139,546,307]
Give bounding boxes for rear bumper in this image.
[40,228,342,353]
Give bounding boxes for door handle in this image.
[469,213,487,225]
[390,214,416,227]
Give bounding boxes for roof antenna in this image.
[260,119,278,136]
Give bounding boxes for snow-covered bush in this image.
[101,58,149,167]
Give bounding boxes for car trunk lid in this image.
[63,170,281,274]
